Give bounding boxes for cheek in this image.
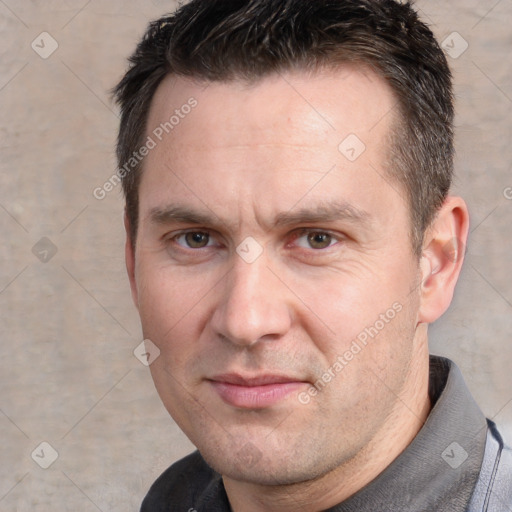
[294,257,418,364]
[136,264,212,356]
[137,260,206,315]
[293,275,397,347]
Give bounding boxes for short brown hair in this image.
[113,0,454,255]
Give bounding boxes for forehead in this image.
[138,65,405,228]
[146,64,396,150]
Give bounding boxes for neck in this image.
[224,330,431,512]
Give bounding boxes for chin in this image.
[198,437,338,487]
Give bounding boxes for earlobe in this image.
[418,196,469,324]
[124,212,139,311]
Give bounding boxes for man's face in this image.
[129,67,426,485]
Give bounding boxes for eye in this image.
[175,231,213,249]
[294,231,337,250]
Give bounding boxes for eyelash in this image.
[288,229,340,250]
[173,231,221,249]
[168,229,343,252]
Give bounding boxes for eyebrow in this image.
[149,205,219,226]
[148,201,370,230]
[273,202,370,227]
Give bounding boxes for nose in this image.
[210,254,293,347]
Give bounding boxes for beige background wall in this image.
[0,1,511,510]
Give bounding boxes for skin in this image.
[125,66,469,511]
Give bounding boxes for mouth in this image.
[207,373,308,409]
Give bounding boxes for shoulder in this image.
[490,424,512,508]
[470,421,512,511]
[140,450,221,512]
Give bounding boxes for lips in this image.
[208,373,308,409]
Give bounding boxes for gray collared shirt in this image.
[141,356,491,511]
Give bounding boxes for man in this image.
[113,0,512,510]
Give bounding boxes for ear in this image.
[418,196,469,324]
[124,212,139,311]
